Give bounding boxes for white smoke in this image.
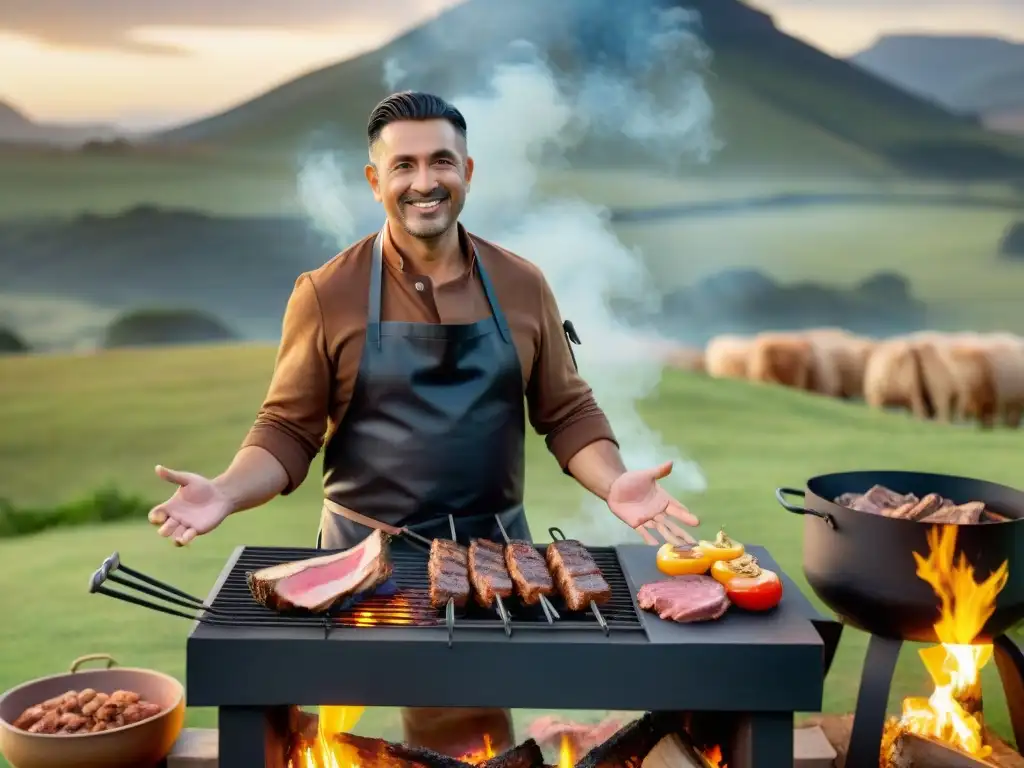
[297,6,718,544]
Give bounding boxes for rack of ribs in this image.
[468,539,514,608]
[428,539,470,609]
[504,540,555,606]
[546,539,612,612]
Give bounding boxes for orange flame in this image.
[895,524,1009,759]
[289,706,365,768]
[558,734,576,768]
[701,743,726,768]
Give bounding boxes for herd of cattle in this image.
[668,328,1024,428]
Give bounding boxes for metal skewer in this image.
[549,526,610,636]
[495,514,560,623]
[445,514,457,648]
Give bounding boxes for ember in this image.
[882,524,1010,765]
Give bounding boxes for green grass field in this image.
[2,343,1023,764]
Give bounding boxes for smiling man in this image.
[147,91,697,755]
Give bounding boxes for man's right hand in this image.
[148,465,233,546]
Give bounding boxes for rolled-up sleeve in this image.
[241,273,331,494]
[526,274,618,470]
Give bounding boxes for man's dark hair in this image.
[367,91,467,149]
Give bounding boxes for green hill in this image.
[0,343,1022,755]
[150,0,1024,179]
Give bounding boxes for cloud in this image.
[0,0,465,55]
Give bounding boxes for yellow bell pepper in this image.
[710,553,763,585]
[697,529,745,562]
[656,543,712,576]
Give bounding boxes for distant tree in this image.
[102,308,238,349]
[999,221,1024,260]
[0,327,29,354]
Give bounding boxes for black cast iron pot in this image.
[776,470,1024,643]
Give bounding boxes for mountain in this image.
[148,0,1024,180]
[0,99,119,147]
[850,34,1024,115]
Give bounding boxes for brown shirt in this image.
[242,222,617,494]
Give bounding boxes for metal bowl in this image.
[776,470,1024,642]
[0,654,184,768]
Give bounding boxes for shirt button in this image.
[414,281,425,292]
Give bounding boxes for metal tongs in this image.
[549,526,609,635]
[495,514,561,625]
[88,551,218,622]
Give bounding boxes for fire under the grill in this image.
[90,533,834,768]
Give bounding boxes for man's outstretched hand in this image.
[147,465,232,546]
[607,460,698,545]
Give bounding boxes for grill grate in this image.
[203,540,643,632]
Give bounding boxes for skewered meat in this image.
[12,689,163,735]
[545,539,612,611]
[637,576,730,623]
[468,539,513,608]
[429,539,470,609]
[246,529,392,613]
[505,541,555,605]
[834,485,1004,524]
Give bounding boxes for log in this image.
[330,732,546,768]
[640,733,710,768]
[575,713,668,768]
[889,732,993,768]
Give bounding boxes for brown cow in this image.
[863,338,929,419]
[747,333,814,390]
[704,334,753,380]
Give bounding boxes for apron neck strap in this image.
[369,226,512,344]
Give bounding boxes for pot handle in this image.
[775,487,836,529]
[69,654,118,673]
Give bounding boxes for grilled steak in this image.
[835,485,999,523]
[636,576,730,623]
[429,539,470,609]
[246,529,392,613]
[505,540,554,605]
[468,539,513,608]
[546,540,612,611]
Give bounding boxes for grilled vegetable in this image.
[655,543,712,576]
[697,529,744,562]
[710,554,783,611]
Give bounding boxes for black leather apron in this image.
[316,228,531,550]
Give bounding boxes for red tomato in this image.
[725,570,783,611]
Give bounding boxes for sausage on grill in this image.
[546,540,612,611]
[468,539,513,608]
[505,540,555,605]
[428,539,470,609]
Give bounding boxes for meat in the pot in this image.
[505,540,555,605]
[11,689,163,735]
[468,539,514,608]
[429,538,470,609]
[834,485,1004,524]
[636,575,730,623]
[246,529,392,613]
[546,539,612,611]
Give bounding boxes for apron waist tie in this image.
[321,498,404,536]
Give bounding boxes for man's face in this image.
[365,119,474,240]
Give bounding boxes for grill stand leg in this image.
[994,633,1024,750]
[729,712,793,768]
[846,634,903,768]
[218,705,290,768]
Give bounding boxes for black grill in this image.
[206,542,642,632]
[88,535,643,636]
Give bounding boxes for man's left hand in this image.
[607,460,699,545]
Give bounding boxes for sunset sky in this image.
[1,0,1022,130]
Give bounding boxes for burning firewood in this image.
[889,731,996,768]
[574,713,667,768]
[327,732,546,768]
[640,733,717,768]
